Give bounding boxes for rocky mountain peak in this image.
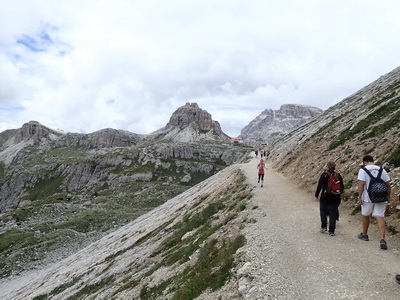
[0,121,64,166]
[240,104,323,146]
[166,102,213,131]
[160,102,231,143]
[15,121,61,143]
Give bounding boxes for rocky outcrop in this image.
[157,102,231,143]
[14,121,60,143]
[0,121,63,166]
[240,104,323,146]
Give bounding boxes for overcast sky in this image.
[1,0,400,137]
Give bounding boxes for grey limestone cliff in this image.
[240,104,323,146]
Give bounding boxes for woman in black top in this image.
[315,161,344,236]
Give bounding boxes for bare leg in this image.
[362,215,370,235]
[376,217,386,240]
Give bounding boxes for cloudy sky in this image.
[1,0,400,137]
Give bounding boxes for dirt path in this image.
[238,156,400,299]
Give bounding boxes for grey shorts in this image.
[361,202,387,218]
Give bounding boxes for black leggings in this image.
[258,174,264,181]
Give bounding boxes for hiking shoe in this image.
[380,239,388,250]
[395,274,400,284]
[329,232,335,236]
[358,233,369,241]
[320,228,327,233]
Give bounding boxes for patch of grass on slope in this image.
[328,98,400,150]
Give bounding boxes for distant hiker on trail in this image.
[357,155,391,250]
[257,159,265,187]
[315,161,344,236]
[255,150,258,158]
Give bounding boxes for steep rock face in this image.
[158,102,231,143]
[14,121,59,143]
[0,121,63,166]
[166,102,214,130]
[240,104,323,146]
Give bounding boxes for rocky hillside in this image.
[240,104,323,145]
[0,165,252,300]
[0,103,250,278]
[269,66,400,232]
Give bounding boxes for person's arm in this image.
[315,173,325,200]
[358,180,365,204]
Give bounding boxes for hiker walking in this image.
[315,161,344,236]
[257,159,265,187]
[357,155,391,249]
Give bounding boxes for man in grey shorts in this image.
[357,155,391,250]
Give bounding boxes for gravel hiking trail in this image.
[238,155,400,300]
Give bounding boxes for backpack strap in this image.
[362,167,383,179]
[362,167,374,179]
[377,167,383,179]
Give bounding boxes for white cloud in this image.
[1,0,400,136]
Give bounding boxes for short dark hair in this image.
[363,155,374,162]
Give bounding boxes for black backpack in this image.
[362,167,388,203]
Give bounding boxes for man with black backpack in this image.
[357,155,391,250]
[315,161,344,236]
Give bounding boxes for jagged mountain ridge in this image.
[240,104,323,145]
[0,102,228,165]
[0,102,237,212]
